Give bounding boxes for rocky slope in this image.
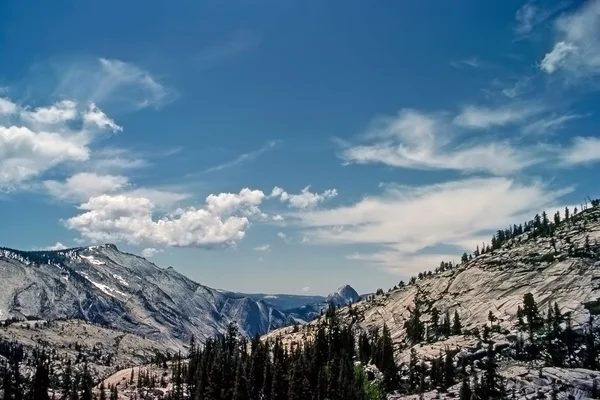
[0,319,171,383]
[267,204,600,399]
[0,244,296,347]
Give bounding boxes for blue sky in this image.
[1,0,599,295]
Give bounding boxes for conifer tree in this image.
[452,310,462,335]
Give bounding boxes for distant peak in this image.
[337,284,354,292]
[326,284,360,306]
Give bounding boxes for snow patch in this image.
[89,280,128,298]
[80,255,106,265]
[112,274,129,286]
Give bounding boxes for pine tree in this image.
[430,307,440,339]
[80,364,93,400]
[233,359,249,400]
[99,381,107,400]
[31,352,50,400]
[404,295,424,344]
[452,310,462,335]
[459,376,472,400]
[483,344,499,399]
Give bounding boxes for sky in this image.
[1,0,600,296]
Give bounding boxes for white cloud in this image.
[453,104,542,129]
[88,147,148,172]
[55,58,174,110]
[63,188,269,248]
[540,0,600,77]
[0,96,123,190]
[270,185,338,209]
[289,177,570,274]
[515,1,539,35]
[22,100,78,125]
[0,125,90,189]
[253,244,271,252]
[521,113,585,135]
[141,247,162,258]
[206,188,265,215]
[277,232,289,243]
[559,136,600,165]
[501,77,532,99]
[42,242,68,251]
[0,97,17,115]
[341,109,538,175]
[44,173,129,202]
[540,41,578,74]
[83,103,122,131]
[515,1,570,37]
[301,286,311,293]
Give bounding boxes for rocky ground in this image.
[0,319,172,381]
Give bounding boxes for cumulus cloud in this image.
[83,103,122,131]
[63,188,270,248]
[289,177,570,274]
[22,100,78,125]
[270,186,338,209]
[340,109,538,175]
[141,247,162,258]
[42,242,68,251]
[0,97,18,115]
[0,96,124,190]
[0,125,90,189]
[540,0,600,77]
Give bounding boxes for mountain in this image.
[0,244,296,347]
[326,284,361,306]
[266,203,600,398]
[220,291,327,312]
[280,284,362,323]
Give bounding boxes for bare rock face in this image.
[0,244,295,346]
[266,205,600,398]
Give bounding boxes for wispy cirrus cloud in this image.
[202,140,279,174]
[289,177,571,274]
[453,103,544,129]
[540,0,600,78]
[559,136,600,165]
[53,57,175,110]
[340,108,539,175]
[449,57,484,69]
[195,31,260,70]
[514,0,570,37]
